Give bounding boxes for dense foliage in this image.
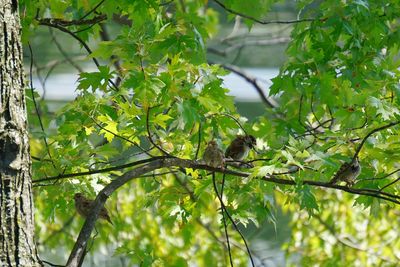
[21,0,400,266]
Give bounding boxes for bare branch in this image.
[218,63,278,108]
[28,43,58,171]
[49,27,83,73]
[37,15,107,27]
[213,0,314,25]
[209,37,291,56]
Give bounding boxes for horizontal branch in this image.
[32,156,169,183]
[37,15,107,27]
[209,37,291,57]
[65,157,400,266]
[213,0,314,25]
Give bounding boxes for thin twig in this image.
[146,107,173,156]
[358,169,400,181]
[86,113,153,156]
[298,94,320,137]
[310,93,322,127]
[194,122,202,160]
[212,173,256,267]
[80,0,106,20]
[49,27,83,72]
[353,121,400,161]
[175,174,251,256]
[212,173,234,267]
[37,20,120,93]
[379,177,400,191]
[28,43,58,171]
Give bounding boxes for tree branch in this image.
[65,157,400,266]
[208,37,291,57]
[32,156,170,184]
[37,15,107,27]
[218,63,279,108]
[353,121,400,160]
[37,19,120,93]
[80,0,106,20]
[28,43,58,171]
[213,0,314,25]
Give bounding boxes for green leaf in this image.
[177,100,200,129]
[296,185,319,213]
[77,66,113,92]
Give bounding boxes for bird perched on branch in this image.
[225,135,256,168]
[74,193,113,225]
[329,157,361,187]
[203,140,225,168]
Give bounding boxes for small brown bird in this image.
[329,157,361,187]
[203,140,225,168]
[225,135,256,161]
[74,193,113,225]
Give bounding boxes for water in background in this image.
[32,68,279,102]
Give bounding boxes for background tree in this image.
[13,0,400,266]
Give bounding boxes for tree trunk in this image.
[0,0,41,266]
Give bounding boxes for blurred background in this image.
[27,1,300,266]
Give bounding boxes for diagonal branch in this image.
[219,63,278,108]
[80,0,107,20]
[380,176,400,191]
[353,121,400,160]
[66,159,168,266]
[37,19,120,93]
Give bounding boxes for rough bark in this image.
[0,0,41,266]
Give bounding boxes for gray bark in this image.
[0,0,41,266]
